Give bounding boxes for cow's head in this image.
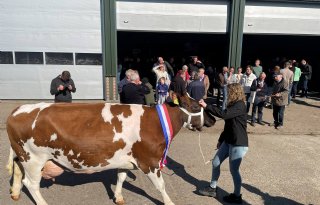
[177,93,216,131]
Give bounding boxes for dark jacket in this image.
[271,78,288,106]
[301,64,312,80]
[217,72,227,88]
[121,83,150,105]
[170,75,186,96]
[187,80,205,101]
[118,78,130,94]
[189,62,205,73]
[50,75,76,103]
[250,79,268,104]
[205,101,248,146]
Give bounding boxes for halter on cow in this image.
[6,93,215,205]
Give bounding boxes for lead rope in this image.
[198,133,212,165]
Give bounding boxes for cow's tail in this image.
[7,147,14,176]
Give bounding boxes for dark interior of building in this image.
[118,31,319,91]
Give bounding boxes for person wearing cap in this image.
[270,72,288,129]
[50,71,76,103]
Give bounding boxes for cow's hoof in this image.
[115,200,125,205]
[11,194,20,201]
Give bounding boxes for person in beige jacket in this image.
[280,61,293,105]
[270,73,288,129]
[198,68,210,99]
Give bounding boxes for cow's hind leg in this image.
[22,159,48,205]
[147,169,175,205]
[10,160,23,201]
[114,169,128,205]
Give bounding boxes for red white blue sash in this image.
[156,104,174,169]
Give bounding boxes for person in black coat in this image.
[250,72,268,126]
[187,72,205,101]
[121,71,150,105]
[300,59,312,98]
[188,56,205,73]
[198,83,248,204]
[170,70,187,96]
[50,71,76,103]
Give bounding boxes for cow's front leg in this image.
[22,164,48,205]
[147,168,175,205]
[114,169,128,205]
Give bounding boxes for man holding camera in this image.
[50,71,76,103]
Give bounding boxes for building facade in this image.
[1,0,319,100]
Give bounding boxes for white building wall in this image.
[0,0,103,100]
[0,0,102,52]
[244,2,320,35]
[117,0,229,33]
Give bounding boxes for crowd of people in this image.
[117,56,312,129]
[49,56,312,204]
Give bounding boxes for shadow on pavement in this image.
[166,157,250,204]
[166,156,208,189]
[37,169,162,205]
[292,98,320,109]
[242,183,305,205]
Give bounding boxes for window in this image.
[76,53,102,65]
[15,52,43,64]
[0,51,13,64]
[45,52,73,65]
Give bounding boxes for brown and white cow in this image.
[6,94,215,205]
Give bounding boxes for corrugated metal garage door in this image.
[0,0,103,99]
[117,0,229,33]
[244,1,320,35]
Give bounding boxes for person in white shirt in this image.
[241,65,257,113]
[152,64,170,85]
[235,67,243,84]
[227,67,237,84]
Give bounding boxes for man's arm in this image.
[69,79,76,93]
[165,61,174,76]
[50,79,59,95]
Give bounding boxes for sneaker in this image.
[223,193,242,204]
[198,186,217,197]
[257,121,265,126]
[276,125,283,129]
[250,122,255,127]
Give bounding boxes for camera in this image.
[64,84,70,89]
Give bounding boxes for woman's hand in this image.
[199,99,207,108]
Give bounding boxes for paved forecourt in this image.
[0,98,319,205]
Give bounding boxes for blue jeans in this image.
[245,93,251,113]
[251,101,265,123]
[210,142,248,196]
[273,105,285,126]
[288,84,293,105]
[291,81,299,98]
[218,86,228,110]
[302,79,309,97]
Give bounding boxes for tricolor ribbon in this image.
[156,104,174,169]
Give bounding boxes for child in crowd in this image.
[156,77,169,104]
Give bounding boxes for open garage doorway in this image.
[241,34,320,92]
[117,31,228,86]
